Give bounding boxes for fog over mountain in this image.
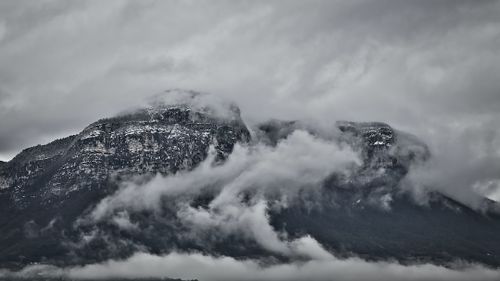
[1,1,500,281]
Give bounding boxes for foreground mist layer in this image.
[0,91,499,280]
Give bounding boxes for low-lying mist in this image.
[3,251,500,281]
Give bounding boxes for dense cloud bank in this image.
[63,252,500,281]
[2,252,500,281]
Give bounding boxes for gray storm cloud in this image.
[0,0,499,159]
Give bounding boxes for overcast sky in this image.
[1,0,500,161]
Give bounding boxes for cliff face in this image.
[0,91,499,269]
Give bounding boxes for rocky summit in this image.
[0,91,500,271]
[0,92,249,207]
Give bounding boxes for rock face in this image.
[1,98,249,205]
[0,92,500,269]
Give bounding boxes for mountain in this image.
[0,91,250,268]
[1,91,499,271]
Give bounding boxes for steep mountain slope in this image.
[0,91,499,270]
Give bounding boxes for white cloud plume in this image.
[403,122,500,210]
[87,130,359,256]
